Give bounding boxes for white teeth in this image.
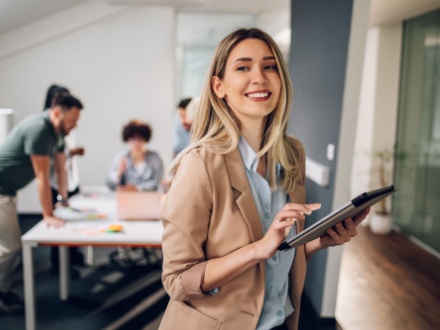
[247,92,269,98]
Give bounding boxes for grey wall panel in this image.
[288,0,353,314]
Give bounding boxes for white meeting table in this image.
[21,189,163,330]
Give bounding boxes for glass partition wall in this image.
[394,9,440,253]
[176,12,256,100]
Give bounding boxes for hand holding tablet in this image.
[278,185,397,251]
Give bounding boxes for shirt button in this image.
[277,310,283,317]
[272,255,278,261]
[268,281,274,288]
[207,287,220,295]
[265,213,270,219]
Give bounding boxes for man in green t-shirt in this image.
[0,93,83,314]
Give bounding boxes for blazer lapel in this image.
[224,149,264,242]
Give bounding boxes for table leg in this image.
[23,242,36,330]
[85,245,93,266]
[59,246,70,301]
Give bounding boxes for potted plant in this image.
[368,147,396,235]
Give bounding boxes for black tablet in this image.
[278,185,398,252]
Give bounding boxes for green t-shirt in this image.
[0,112,64,196]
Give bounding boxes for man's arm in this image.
[54,152,68,202]
[30,155,64,227]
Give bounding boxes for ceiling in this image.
[0,0,89,34]
[0,0,439,39]
[0,0,288,36]
[370,0,440,26]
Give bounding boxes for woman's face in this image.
[212,38,281,127]
[128,135,146,152]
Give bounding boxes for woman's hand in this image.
[117,157,128,179]
[256,203,321,259]
[319,207,370,248]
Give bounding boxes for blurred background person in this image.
[43,84,86,278]
[184,96,200,130]
[0,93,83,313]
[172,97,192,158]
[106,119,164,266]
[106,120,164,192]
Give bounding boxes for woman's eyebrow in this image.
[234,56,276,63]
[234,57,252,63]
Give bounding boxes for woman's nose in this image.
[251,68,267,84]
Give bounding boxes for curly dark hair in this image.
[122,120,152,142]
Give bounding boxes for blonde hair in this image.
[171,28,303,193]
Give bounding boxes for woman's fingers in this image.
[342,218,357,236]
[320,208,370,249]
[275,210,305,222]
[273,217,296,227]
[353,207,371,225]
[275,203,321,221]
[326,227,347,246]
[282,203,321,214]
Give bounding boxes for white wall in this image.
[350,24,402,206]
[0,1,175,213]
[350,28,379,196]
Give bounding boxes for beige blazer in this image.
[160,139,307,330]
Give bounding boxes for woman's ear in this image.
[212,76,225,98]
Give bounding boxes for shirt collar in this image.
[238,136,259,172]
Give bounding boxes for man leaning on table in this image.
[0,93,83,314]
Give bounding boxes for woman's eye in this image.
[264,65,278,71]
[237,66,249,71]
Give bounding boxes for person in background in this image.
[159,28,370,330]
[106,119,164,266]
[0,93,83,314]
[43,84,86,278]
[172,97,192,158]
[184,96,201,128]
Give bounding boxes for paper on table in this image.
[54,206,107,221]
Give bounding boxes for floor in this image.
[2,216,439,329]
[336,224,440,330]
[1,215,168,330]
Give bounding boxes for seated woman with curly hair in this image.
[106,120,164,192]
[106,119,164,267]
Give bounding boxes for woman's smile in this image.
[244,89,272,102]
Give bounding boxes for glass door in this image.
[394,9,440,253]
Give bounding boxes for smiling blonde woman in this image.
[160,28,369,330]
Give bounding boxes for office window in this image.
[394,9,440,253]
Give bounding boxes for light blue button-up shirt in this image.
[238,137,296,330]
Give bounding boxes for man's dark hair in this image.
[52,93,83,112]
[44,84,70,110]
[122,120,152,142]
[177,98,192,110]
